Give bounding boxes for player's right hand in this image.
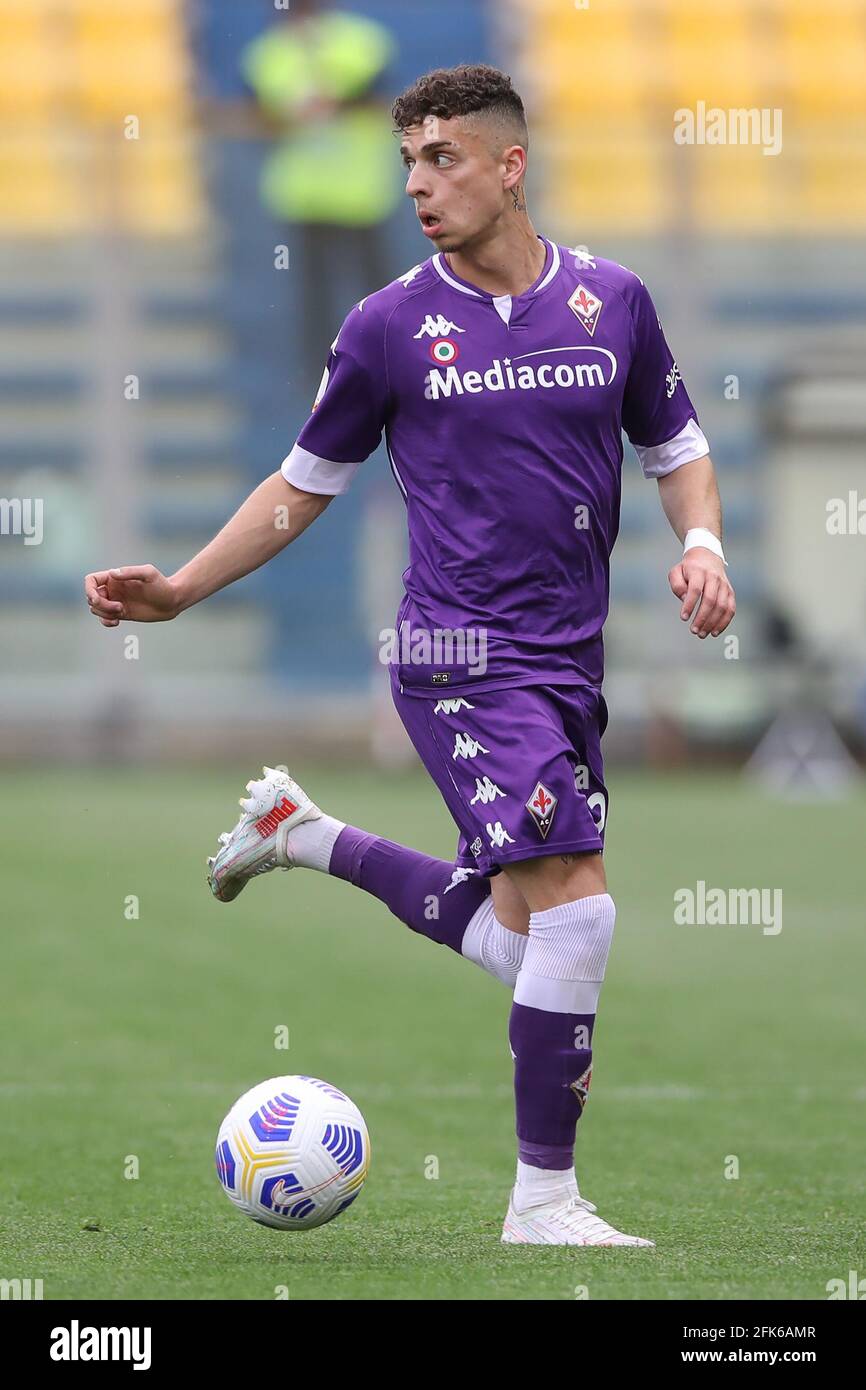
[84,565,180,627]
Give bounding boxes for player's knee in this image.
[525,891,616,983]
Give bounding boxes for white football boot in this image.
[207,766,322,903]
[501,1190,655,1247]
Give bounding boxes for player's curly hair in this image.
[392,64,529,148]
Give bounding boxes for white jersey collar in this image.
[432,236,561,301]
[431,253,484,297]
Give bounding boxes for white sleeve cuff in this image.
[281,443,362,495]
[633,418,710,479]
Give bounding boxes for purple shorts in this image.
[390,676,609,876]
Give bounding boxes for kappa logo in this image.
[443,866,478,894]
[414,313,465,339]
[254,795,299,840]
[433,697,475,714]
[398,263,424,287]
[526,781,557,839]
[487,821,515,849]
[666,360,682,398]
[567,283,603,337]
[470,776,506,806]
[570,246,597,271]
[452,733,489,761]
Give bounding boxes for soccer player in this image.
[85,65,735,1246]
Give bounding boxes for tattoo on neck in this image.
[511,185,526,213]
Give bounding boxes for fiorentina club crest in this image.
[569,1063,592,1113]
[567,283,603,337]
[525,780,557,839]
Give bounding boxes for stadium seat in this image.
[780,10,866,117]
[0,131,91,234]
[539,128,668,233]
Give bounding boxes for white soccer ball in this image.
[215,1075,371,1230]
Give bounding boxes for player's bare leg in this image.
[508,848,607,907]
[499,849,654,1247]
[490,873,530,934]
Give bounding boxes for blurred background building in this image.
[1,0,865,771]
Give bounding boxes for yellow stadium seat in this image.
[62,0,179,27]
[0,131,93,235]
[71,42,191,122]
[758,0,863,16]
[0,2,67,117]
[540,128,669,234]
[116,134,205,237]
[665,9,764,109]
[530,6,648,115]
[518,0,866,236]
[72,14,186,53]
[780,14,866,117]
[793,126,866,231]
[0,0,202,239]
[0,44,65,117]
[694,148,786,232]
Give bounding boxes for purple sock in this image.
[509,1003,595,1170]
[328,825,491,954]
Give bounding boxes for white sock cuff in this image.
[529,892,614,931]
[461,896,528,989]
[526,893,615,982]
[516,1159,577,1190]
[513,1160,578,1212]
[288,814,347,873]
[513,893,616,1014]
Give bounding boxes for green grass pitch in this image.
[1,764,864,1300]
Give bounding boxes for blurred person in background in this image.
[241,0,400,389]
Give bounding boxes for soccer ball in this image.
[215,1075,371,1230]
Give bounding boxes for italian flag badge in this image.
[430,338,459,364]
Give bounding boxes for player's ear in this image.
[501,143,527,191]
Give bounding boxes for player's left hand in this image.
[668,548,736,639]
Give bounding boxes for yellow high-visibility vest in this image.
[242,12,400,227]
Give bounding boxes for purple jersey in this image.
[282,237,709,696]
